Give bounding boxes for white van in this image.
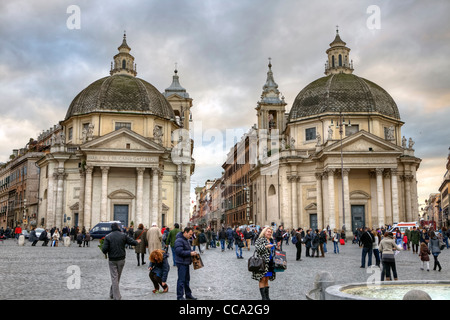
[388,222,419,236]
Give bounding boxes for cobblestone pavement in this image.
[1,238,449,300]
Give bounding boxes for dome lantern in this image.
[325,27,354,76]
[110,32,137,77]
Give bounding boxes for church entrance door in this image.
[351,205,365,232]
[114,204,129,227]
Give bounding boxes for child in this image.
[419,242,430,271]
[402,234,408,251]
[149,249,170,293]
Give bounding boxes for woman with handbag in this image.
[429,232,442,271]
[252,227,276,300]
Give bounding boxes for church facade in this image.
[249,31,421,234]
[37,34,194,230]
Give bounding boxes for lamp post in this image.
[331,111,351,235]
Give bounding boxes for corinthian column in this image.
[151,168,159,225]
[54,171,66,228]
[78,170,85,228]
[135,167,145,225]
[289,173,298,230]
[376,168,385,228]
[46,167,55,229]
[100,166,110,222]
[404,174,413,221]
[315,173,323,230]
[83,166,93,229]
[391,169,400,224]
[342,168,351,232]
[327,168,336,229]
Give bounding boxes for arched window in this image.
[339,54,342,67]
[268,185,276,196]
[332,56,335,68]
[122,59,126,69]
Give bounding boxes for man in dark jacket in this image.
[218,228,227,252]
[102,223,140,300]
[274,225,284,250]
[360,227,374,268]
[174,227,198,300]
[39,229,49,246]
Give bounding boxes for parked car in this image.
[35,228,45,239]
[21,230,30,239]
[90,221,124,239]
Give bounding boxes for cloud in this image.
[0,0,448,202]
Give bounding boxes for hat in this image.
[152,222,157,226]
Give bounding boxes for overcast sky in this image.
[1,0,449,206]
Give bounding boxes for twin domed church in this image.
[37,30,421,234]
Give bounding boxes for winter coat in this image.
[310,233,319,249]
[134,228,147,254]
[174,232,193,266]
[146,226,162,254]
[166,228,181,247]
[360,231,374,249]
[102,230,138,261]
[429,237,441,255]
[419,244,430,261]
[379,235,398,262]
[410,230,420,244]
[251,236,276,282]
[150,252,170,282]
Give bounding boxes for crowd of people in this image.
[5,221,449,300]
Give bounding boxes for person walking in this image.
[174,227,198,300]
[274,225,284,251]
[419,242,430,271]
[410,226,420,254]
[318,229,327,257]
[101,222,141,300]
[165,223,181,266]
[429,231,442,271]
[83,232,91,247]
[360,227,374,268]
[226,227,234,250]
[134,224,147,266]
[218,228,227,252]
[333,229,340,254]
[148,249,170,294]
[192,226,201,253]
[379,232,399,281]
[252,227,277,300]
[146,222,162,254]
[304,229,312,257]
[405,227,411,251]
[244,227,252,251]
[234,227,245,259]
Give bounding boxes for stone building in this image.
[250,30,421,235]
[37,34,194,230]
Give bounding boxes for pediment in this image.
[305,203,317,211]
[324,130,403,154]
[108,189,135,199]
[81,128,165,153]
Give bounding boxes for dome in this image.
[288,73,400,121]
[65,74,175,120]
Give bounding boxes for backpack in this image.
[199,233,207,244]
[292,234,298,245]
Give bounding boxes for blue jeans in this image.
[220,239,225,251]
[361,247,373,267]
[177,264,192,300]
[323,242,327,253]
[170,246,177,266]
[333,241,339,253]
[235,244,243,258]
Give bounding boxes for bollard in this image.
[18,235,25,246]
[313,271,335,300]
[64,236,71,247]
[403,289,432,300]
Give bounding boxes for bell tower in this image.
[110,32,137,77]
[325,27,354,76]
[256,58,286,133]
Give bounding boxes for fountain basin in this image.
[325,280,450,300]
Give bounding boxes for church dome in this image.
[65,33,175,121]
[288,30,400,122]
[288,73,400,121]
[65,74,175,120]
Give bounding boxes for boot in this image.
[259,288,267,300]
[438,261,442,271]
[264,287,270,300]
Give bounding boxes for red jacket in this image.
[15,227,22,234]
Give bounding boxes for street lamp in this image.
[331,111,351,234]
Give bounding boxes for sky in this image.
[0,0,449,207]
